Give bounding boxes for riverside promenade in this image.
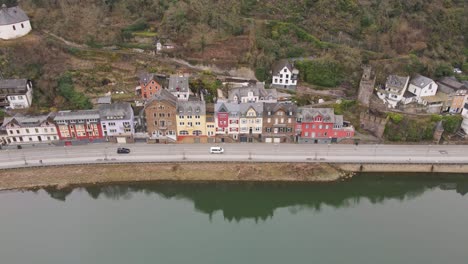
[1,143,468,172]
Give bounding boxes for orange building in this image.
[137,73,166,99]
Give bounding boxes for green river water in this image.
[0,173,467,264]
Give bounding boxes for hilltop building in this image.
[271,60,299,90]
[0,79,33,109]
[0,4,32,40]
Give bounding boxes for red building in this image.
[296,108,354,143]
[137,73,165,99]
[53,110,103,141]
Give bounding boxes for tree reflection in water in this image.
[43,173,468,222]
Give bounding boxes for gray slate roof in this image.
[146,89,178,107]
[297,108,338,124]
[1,113,54,128]
[410,75,434,88]
[272,59,296,75]
[168,75,189,93]
[54,110,100,121]
[239,103,263,117]
[215,102,240,117]
[0,5,29,26]
[0,79,28,89]
[228,82,277,102]
[97,96,112,104]
[139,72,167,87]
[98,102,133,121]
[177,100,206,115]
[437,77,467,93]
[264,102,297,115]
[385,75,409,92]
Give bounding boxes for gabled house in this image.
[0,4,32,40]
[214,102,240,141]
[136,73,166,99]
[407,75,438,98]
[437,77,468,113]
[54,110,103,141]
[0,79,33,109]
[144,89,178,143]
[99,102,135,143]
[176,100,206,142]
[402,75,442,113]
[296,108,354,144]
[227,82,278,104]
[377,75,410,108]
[239,103,263,143]
[1,113,58,145]
[271,59,299,90]
[168,75,190,101]
[262,102,297,143]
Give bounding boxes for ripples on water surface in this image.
[0,173,467,264]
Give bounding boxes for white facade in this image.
[377,75,410,108]
[461,106,468,134]
[101,119,134,137]
[0,5,32,40]
[0,20,31,40]
[407,75,438,99]
[239,107,262,135]
[99,103,135,138]
[272,66,297,87]
[2,115,59,145]
[7,86,32,109]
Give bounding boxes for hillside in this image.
[0,0,466,110]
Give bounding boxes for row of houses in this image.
[0,80,354,145]
[0,103,134,145]
[377,75,468,114]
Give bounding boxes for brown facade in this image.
[262,103,297,143]
[145,90,178,143]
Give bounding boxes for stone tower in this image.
[357,65,376,107]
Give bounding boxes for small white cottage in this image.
[0,4,32,40]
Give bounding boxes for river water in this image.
[0,173,467,264]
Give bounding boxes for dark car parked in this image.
[117,147,131,154]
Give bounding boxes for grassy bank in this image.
[0,163,349,191]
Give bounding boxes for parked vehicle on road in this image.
[117,147,131,154]
[209,146,224,154]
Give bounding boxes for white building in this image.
[1,114,59,145]
[0,79,33,109]
[461,104,468,134]
[167,75,190,101]
[238,103,263,142]
[99,102,135,143]
[227,82,278,104]
[407,75,438,97]
[377,75,410,108]
[271,60,299,90]
[0,4,32,40]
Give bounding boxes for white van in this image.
[210,146,224,154]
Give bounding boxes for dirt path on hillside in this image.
[0,163,351,191]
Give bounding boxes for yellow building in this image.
[176,100,207,143]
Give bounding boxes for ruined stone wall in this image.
[359,112,388,138]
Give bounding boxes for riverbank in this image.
[0,162,350,191]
